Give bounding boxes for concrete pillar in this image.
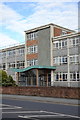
[46,73,48,87]
[16,72,19,85]
[31,77,33,86]
[36,69,39,86]
[51,70,54,86]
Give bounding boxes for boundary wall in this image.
[0,86,80,99]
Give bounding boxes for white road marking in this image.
[2,110,44,114]
[1,104,22,109]
[2,104,80,119]
[2,109,80,118]
[43,111,80,119]
[18,114,62,119]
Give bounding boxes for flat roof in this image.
[0,44,25,52]
[11,65,56,72]
[24,23,74,33]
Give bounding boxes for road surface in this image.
[1,95,80,120]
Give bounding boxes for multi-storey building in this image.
[0,44,25,82]
[25,23,73,68]
[0,23,80,87]
[53,32,80,87]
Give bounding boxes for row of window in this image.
[53,37,80,49]
[27,45,38,54]
[54,72,80,81]
[27,31,38,40]
[53,55,79,65]
[27,59,38,66]
[0,48,25,58]
[0,61,25,69]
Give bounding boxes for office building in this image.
[0,23,80,87]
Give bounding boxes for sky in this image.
[0,0,79,49]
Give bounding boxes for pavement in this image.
[1,94,80,106]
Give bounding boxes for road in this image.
[1,95,80,120]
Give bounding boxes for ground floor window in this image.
[54,72,80,81]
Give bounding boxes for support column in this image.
[36,69,39,86]
[51,70,54,86]
[16,72,19,85]
[31,77,33,86]
[46,73,48,87]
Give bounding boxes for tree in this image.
[0,70,16,86]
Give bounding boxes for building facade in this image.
[0,44,25,82]
[0,23,80,87]
[53,32,80,87]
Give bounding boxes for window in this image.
[55,42,59,48]
[53,39,67,49]
[27,31,38,40]
[8,62,15,68]
[73,38,75,45]
[7,50,15,56]
[27,59,38,66]
[65,40,67,46]
[70,55,78,63]
[76,37,79,45]
[69,36,80,46]
[3,63,6,70]
[27,45,38,54]
[77,72,80,81]
[59,41,61,49]
[19,48,24,55]
[62,41,64,47]
[55,73,67,81]
[70,72,80,81]
[53,56,67,65]
[17,61,25,68]
[2,52,6,58]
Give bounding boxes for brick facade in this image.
[54,27,62,37]
[1,87,80,99]
[27,40,38,46]
[27,53,38,60]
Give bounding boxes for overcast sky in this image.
[0,0,79,49]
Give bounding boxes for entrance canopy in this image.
[11,65,56,86]
[11,65,56,72]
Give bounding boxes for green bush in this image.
[0,70,16,86]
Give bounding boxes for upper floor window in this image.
[70,55,78,63]
[19,48,24,55]
[27,45,38,54]
[7,50,15,56]
[27,31,38,40]
[53,55,78,65]
[69,37,80,46]
[53,39,67,49]
[27,59,38,66]
[53,36,80,50]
